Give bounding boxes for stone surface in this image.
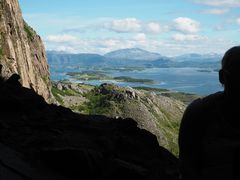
[0,0,52,102]
[52,82,186,155]
[0,75,179,180]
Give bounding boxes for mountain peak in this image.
[105,48,163,61]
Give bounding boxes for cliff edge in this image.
[0,0,52,102]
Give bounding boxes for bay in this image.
[50,66,223,96]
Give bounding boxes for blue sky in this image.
[19,0,240,56]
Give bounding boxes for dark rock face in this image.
[0,75,179,180]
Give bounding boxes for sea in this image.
[50,66,223,96]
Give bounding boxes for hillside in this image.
[51,81,196,155]
[0,0,191,179]
[0,0,52,102]
[105,48,163,61]
[47,51,105,66]
[0,73,179,180]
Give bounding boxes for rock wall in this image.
[0,74,179,180]
[0,0,52,102]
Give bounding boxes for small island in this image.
[67,71,155,84]
[197,69,212,73]
[67,71,112,80]
[114,76,155,84]
[101,67,145,72]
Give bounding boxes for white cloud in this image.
[161,38,237,56]
[237,18,240,25]
[54,46,77,53]
[145,22,162,33]
[104,18,166,34]
[108,18,141,33]
[95,39,137,53]
[202,8,229,15]
[134,33,146,42]
[101,39,118,47]
[172,33,206,41]
[44,33,158,55]
[173,17,200,33]
[193,0,240,7]
[46,34,78,43]
[44,34,237,56]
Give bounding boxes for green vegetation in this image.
[24,22,34,41]
[51,82,127,115]
[155,108,180,156]
[52,85,81,97]
[67,71,155,84]
[57,79,71,83]
[79,84,126,115]
[142,97,180,156]
[102,67,145,72]
[134,86,200,105]
[83,91,112,115]
[42,75,49,83]
[0,47,3,59]
[67,71,112,81]
[51,81,192,156]
[134,86,170,92]
[162,92,200,105]
[114,76,155,84]
[70,90,116,115]
[63,89,80,96]
[51,86,64,105]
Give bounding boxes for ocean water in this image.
[50,66,223,96]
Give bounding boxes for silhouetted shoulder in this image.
[190,91,223,110]
[179,91,224,180]
[179,91,224,148]
[181,91,224,126]
[199,91,224,107]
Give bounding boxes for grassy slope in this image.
[51,82,199,156]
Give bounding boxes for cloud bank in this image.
[193,0,240,7]
[104,18,166,34]
[173,17,200,33]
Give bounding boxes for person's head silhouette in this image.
[219,46,240,100]
[179,46,240,180]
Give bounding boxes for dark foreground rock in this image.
[0,74,179,180]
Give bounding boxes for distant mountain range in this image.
[47,48,222,69]
[47,51,105,66]
[105,48,165,61]
[171,53,222,62]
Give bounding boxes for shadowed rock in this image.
[0,74,179,180]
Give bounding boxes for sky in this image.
[19,0,240,56]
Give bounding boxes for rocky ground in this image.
[52,81,199,155]
[0,0,196,179]
[0,74,180,180]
